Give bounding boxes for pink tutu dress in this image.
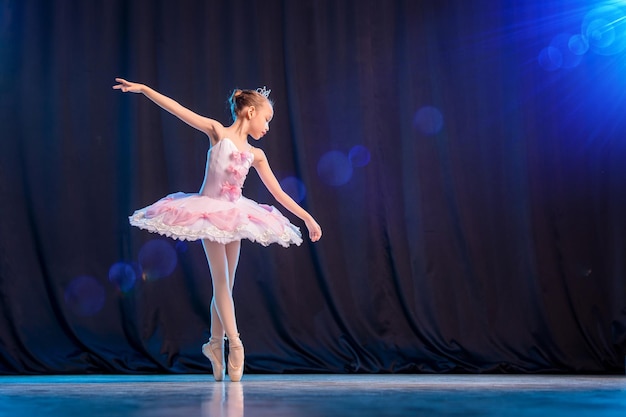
[129,138,303,247]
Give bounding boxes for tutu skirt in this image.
[129,192,303,247]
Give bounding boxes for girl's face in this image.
[248,101,273,140]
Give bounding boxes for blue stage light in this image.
[581,5,626,55]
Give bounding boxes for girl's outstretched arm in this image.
[251,148,322,242]
[113,78,221,139]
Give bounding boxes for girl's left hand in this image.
[305,218,322,242]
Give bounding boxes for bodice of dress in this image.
[199,138,254,201]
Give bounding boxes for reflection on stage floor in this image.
[0,374,625,416]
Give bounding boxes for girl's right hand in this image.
[113,78,144,93]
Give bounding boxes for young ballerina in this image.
[113,78,322,382]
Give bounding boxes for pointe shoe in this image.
[227,335,245,382]
[202,337,225,382]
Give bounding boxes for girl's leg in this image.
[201,240,236,381]
[225,240,241,291]
[208,240,240,339]
[202,240,245,381]
[202,240,239,338]
[224,241,244,381]
[209,299,224,340]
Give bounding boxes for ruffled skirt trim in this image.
[128,192,303,248]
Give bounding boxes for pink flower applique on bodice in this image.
[199,138,254,202]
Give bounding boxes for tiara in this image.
[256,86,271,98]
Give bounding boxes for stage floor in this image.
[0,374,625,416]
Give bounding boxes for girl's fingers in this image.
[310,226,322,241]
[113,78,130,90]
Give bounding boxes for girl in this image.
[113,78,322,382]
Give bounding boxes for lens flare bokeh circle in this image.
[138,239,178,280]
[317,151,353,186]
[348,145,371,167]
[550,33,583,69]
[64,276,106,317]
[108,262,138,293]
[538,46,563,71]
[414,106,444,135]
[581,6,626,56]
[280,176,307,203]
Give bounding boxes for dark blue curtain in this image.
[1,0,624,374]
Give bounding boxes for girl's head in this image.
[229,88,273,121]
[229,88,274,139]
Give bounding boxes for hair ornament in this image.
[256,86,271,98]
